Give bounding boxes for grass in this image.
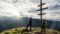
[0,27,60,34]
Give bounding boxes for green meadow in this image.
[0,27,60,34]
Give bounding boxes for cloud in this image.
[0,0,60,20]
[0,1,20,18]
[49,4,60,10]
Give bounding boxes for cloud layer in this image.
[0,0,60,20]
[0,1,20,18]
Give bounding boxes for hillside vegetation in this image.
[0,27,60,34]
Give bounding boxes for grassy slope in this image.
[0,27,60,34]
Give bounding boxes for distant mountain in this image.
[18,17,60,31]
[0,17,60,32]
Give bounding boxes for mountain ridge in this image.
[0,17,60,32]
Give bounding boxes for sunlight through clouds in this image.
[0,0,60,20]
[0,1,21,18]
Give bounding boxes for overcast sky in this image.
[0,0,60,20]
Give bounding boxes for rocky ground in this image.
[0,27,60,34]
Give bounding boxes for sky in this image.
[0,0,60,20]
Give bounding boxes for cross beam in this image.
[36,0,48,34]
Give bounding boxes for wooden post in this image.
[36,0,48,34]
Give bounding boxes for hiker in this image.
[26,17,32,31]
